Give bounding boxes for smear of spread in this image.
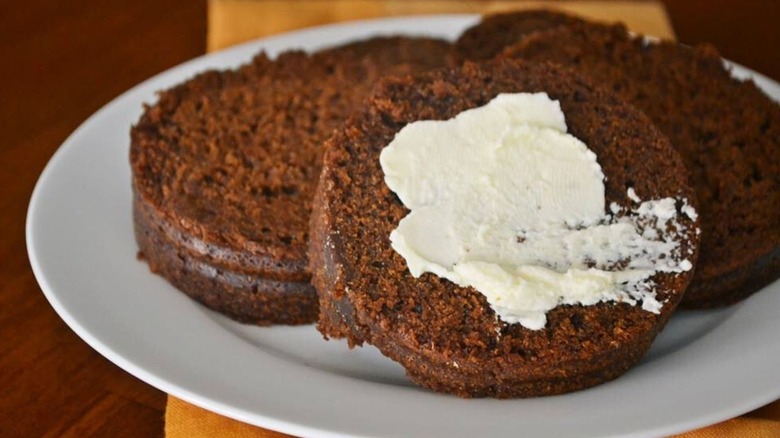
[380,93,696,330]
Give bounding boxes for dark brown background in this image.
[1,1,778,436]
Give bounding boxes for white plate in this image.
[27,15,780,438]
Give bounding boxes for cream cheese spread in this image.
[380,93,695,330]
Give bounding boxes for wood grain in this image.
[0,1,206,437]
[1,1,778,437]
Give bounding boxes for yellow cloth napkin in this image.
[165,1,780,437]
[166,395,780,438]
[207,0,676,51]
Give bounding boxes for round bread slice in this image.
[499,22,780,308]
[131,37,453,325]
[452,9,587,63]
[309,59,700,397]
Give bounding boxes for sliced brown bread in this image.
[452,9,587,63]
[498,22,780,308]
[131,37,452,325]
[309,59,700,397]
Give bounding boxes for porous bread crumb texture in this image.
[130,37,453,325]
[452,9,587,63]
[309,59,700,397]
[497,20,780,307]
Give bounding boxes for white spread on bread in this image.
[380,93,696,330]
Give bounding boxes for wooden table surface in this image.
[2,1,778,436]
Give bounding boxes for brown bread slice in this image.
[309,59,700,397]
[452,9,587,63]
[499,22,780,308]
[131,37,452,325]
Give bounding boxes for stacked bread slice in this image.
[131,10,779,397]
[493,20,780,307]
[131,37,452,325]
